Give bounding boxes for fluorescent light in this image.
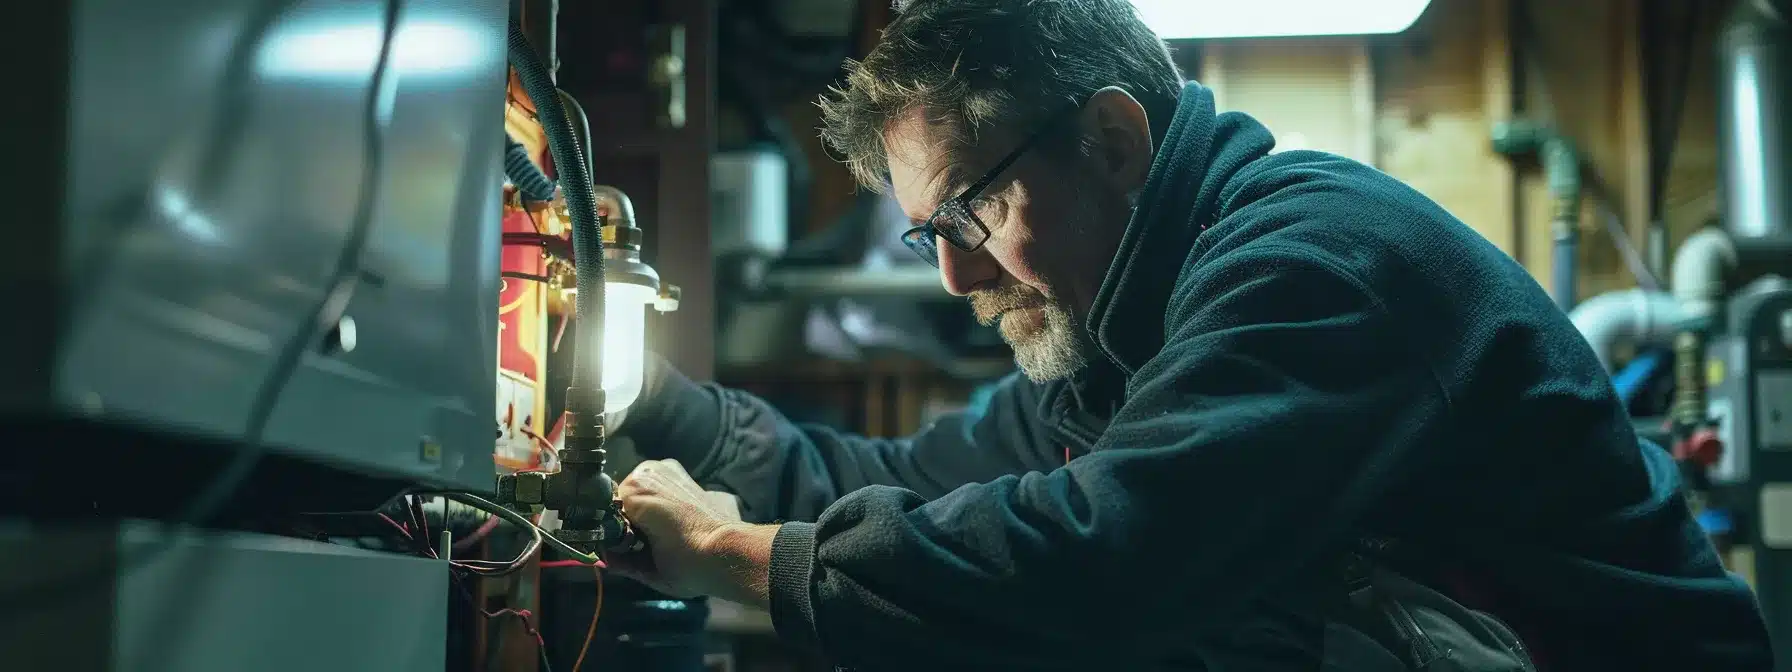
[258,19,490,78]
[1130,0,1431,39]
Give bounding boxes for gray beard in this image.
[1006,299,1091,383]
[1001,184,1135,383]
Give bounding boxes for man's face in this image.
[885,105,1142,382]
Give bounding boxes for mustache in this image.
[968,286,1047,326]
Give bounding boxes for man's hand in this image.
[611,459,774,606]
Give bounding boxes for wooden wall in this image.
[790,0,1733,301]
[1196,0,1730,299]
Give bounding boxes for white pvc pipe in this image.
[1570,288,1687,372]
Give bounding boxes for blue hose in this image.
[1612,349,1667,404]
[1552,229,1578,313]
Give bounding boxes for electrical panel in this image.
[16,0,510,491]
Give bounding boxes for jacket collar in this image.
[1083,82,1276,376]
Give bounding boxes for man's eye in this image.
[969,197,996,216]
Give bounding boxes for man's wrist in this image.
[698,522,780,610]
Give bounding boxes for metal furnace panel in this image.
[53,0,506,490]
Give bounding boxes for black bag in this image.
[1325,539,1539,672]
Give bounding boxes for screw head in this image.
[324,315,358,354]
[418,436,443,464]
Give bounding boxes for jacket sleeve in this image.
[618,361,1060,524]
[763,247,1453,669]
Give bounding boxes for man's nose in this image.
[936,236,997,297]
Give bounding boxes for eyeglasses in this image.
[899,109,1074,267]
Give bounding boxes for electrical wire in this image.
[1,0,404,610]
[454,532,542,578]
[431,491,603,565]
[378,512,411,538]
[519,424,558,466]
[188,0,403,527]
[408,495,435,556]
[503,270,554,283]
[571,566,603,672]
[502,231,574,259]
[552,313,571,352]
[365,493,537,576]
[454,514,504,552]
[538,560,594,569]
[481,605,553,672]
[418,492,543,577]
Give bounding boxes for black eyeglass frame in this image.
[899,108,1078,267]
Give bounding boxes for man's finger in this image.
[618,460,667,497]
[616,472,650,499]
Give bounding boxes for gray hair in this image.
[819,0,1184,193]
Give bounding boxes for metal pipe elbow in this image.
[1670,227,1739,323]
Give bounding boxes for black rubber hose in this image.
[508,26,605,412]
[504,133,559,202]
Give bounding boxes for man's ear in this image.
[1080,86,1154,194]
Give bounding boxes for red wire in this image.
[377,513,412,539]
[539,559,605,569]
[380,511,440,559]
[483,607,545,646]
[409,496,437,558]
[453,514,504,553]
[518,426,557,464]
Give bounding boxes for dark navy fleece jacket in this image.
[622,83,1772,670]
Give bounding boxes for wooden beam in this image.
[1616,0,1652,253]
[1482,0,1519,258]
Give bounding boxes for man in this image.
[607,0,1773,669]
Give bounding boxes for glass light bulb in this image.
[600,281,657,415]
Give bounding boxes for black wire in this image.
[0,0,405,608]
[179,0,404,532]
[540,644,557,672]
[504,271,554,284]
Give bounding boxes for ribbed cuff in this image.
[617,362,725,469]
[768,522,821,653]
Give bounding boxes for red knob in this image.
[1674,428,1724,467]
